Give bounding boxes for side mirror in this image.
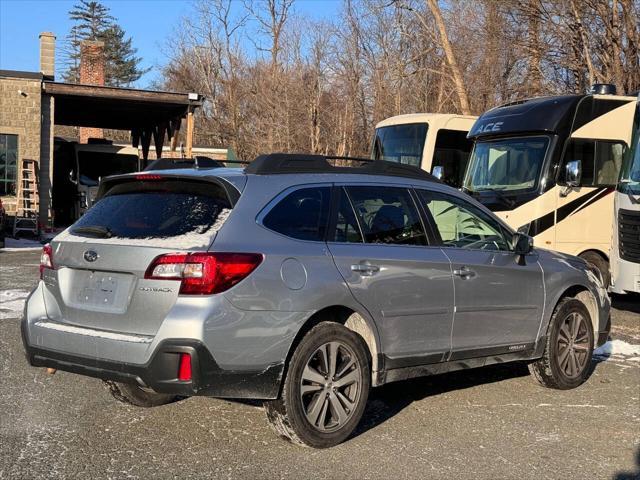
[512,232,533,255]
[432,165,444,181]
[68,169,78,185]
[565,160,582,187]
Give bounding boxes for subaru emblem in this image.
[83,250,98,262]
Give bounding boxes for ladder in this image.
[13,159,39,236]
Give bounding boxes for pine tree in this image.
[61,0,148,86]
[101,24,148,87]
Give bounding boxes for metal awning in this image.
[42,81,203,158]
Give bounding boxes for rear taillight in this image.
[144,252,263,295]
[39,244,54,279]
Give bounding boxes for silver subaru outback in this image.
[22,154,610,448]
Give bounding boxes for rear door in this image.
[416,189,544,357]
[327,185,454,365]
[42,176,234,336]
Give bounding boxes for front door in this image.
[416,189,544,358]
[327,185,454,366]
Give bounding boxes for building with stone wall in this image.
[0,33,54,219]
[0,32,206,233]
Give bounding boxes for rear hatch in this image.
[42,175,235,335]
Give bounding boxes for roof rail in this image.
[244,153,438,182]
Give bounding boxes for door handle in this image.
[351,264,380,276]
[453,266,476,279]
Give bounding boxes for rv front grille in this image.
[619,209,640,263]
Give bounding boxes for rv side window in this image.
[561,139,625,187]
[432,129,473,187]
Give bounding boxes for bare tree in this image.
[160,0,640,159]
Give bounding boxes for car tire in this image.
[529,297,594,390]
[579,251,610,288]
[264,322,371,448]
[104,380,179,407]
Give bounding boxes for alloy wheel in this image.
[556,312,591,378]
[300,341,362,432]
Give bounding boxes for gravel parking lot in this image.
[1,249,639,480]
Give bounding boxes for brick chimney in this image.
[79,40,105,143]
[39,32,56,78]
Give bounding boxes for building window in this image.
[0,134,18,196]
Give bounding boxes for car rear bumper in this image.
[21,321,283,399]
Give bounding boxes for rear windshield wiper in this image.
[71,225,113,238]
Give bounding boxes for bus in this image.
[610,93,640,294]
[463,85,637,285]
[371,113,476,187]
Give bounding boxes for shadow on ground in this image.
[354,362,531,437]
[613,447,640,480]
[234,359,611,443]
[611,293,640,315]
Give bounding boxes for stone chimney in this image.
[39,32,55,78]
[79,40,105,143]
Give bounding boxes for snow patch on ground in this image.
[1,237,43,251]
[594,340,640,362]
[0,289,30,319]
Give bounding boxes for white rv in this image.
[610,94,640,294]
[371,113,477,187]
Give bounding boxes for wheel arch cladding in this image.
[281,306,382,390]
[549,285,599,348]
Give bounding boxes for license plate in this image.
[77,273,118,307]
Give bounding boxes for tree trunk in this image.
[426,0,471,115]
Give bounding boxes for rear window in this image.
[263,186,330,241]
[68,180,232,247]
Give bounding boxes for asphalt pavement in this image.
[1,249,639,480]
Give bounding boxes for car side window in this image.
[263,186,330,241]
[331,188,364,243]
[345,186,427,246]
[417,190,510,251]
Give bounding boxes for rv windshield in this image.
[618,107,640,195]
[371,123,428,168]
[464,136,550,193]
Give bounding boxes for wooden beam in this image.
[170,118,181,152]
[43,81,201,106]
[185,108,194,159]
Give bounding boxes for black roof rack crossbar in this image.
[244,153,438,182]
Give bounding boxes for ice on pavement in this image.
[593,340,640,362]
[1,238,43,251]
[0,289,30,320]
